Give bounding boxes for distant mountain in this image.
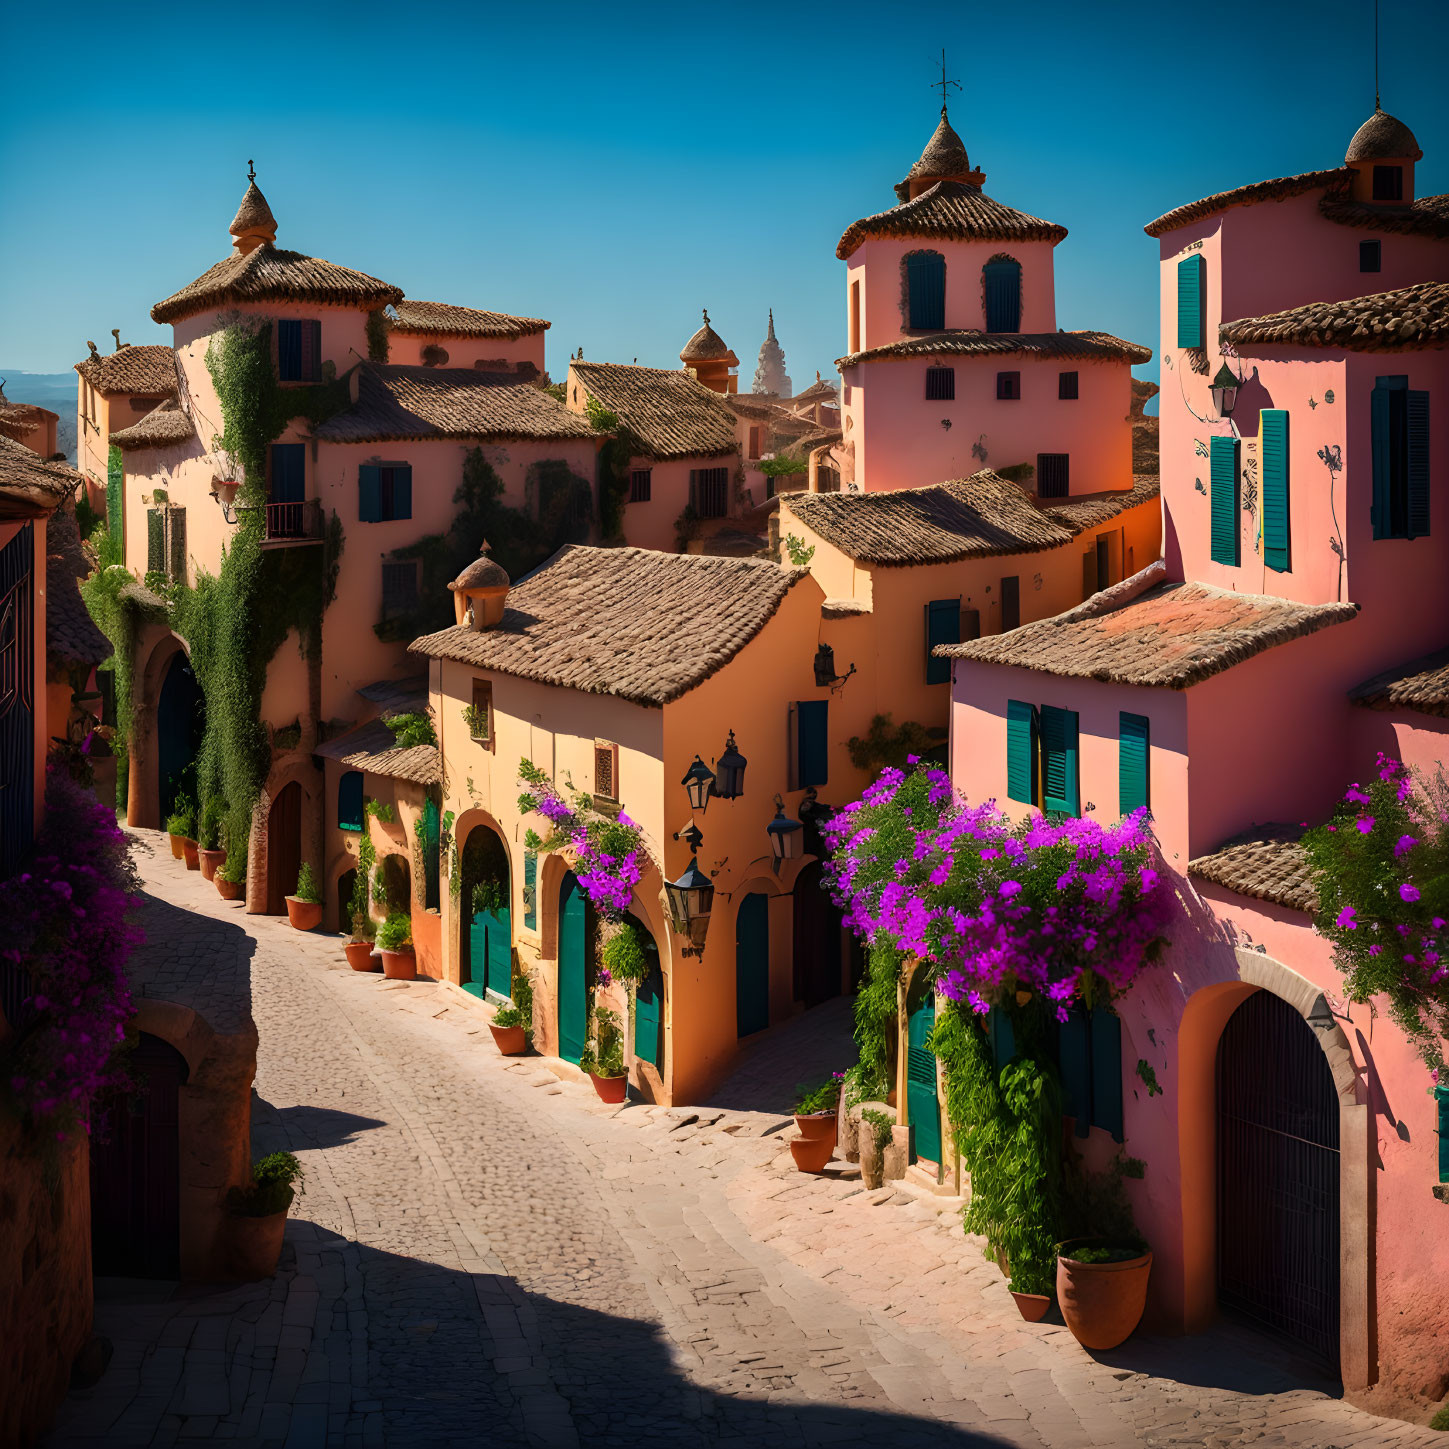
[0,370,78,464]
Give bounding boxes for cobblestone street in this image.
[45,834,1445,1448]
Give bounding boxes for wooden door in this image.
[907,990,942,1165]
[157,651,203,826]
[466,904,512,1000]
[266,781,302,915]
[558,872,587,1064]
[792,862,842,1008]
[735,892,770,1037]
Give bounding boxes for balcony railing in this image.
[238,498,325,546]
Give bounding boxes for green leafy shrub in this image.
[166,797,196,839]
[1063,1244,1143,1265]
[472,877,505,915]
[601,920,650,989]
[846,714,948,774]
[793,1077,841,1116]
[218,851,247,885]
[377,912,412,952]
[860,1107,894,1152]
[227,1150,305,1218]
[783,533,815,566]
[580,1004,625,1078]
[293,863,321,905]
[1429,1405,1449,1432]
[759,455,810,477]
[842,1060,890,1111]
[383,712,436,749]
[493,967,534,1035]
[198,796,227,851]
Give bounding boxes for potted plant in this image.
[1056,1153,1152,1347]
[344,908,377,971]
[377,911,416,979]
[489,969,534,1055]
[858,1108,894,1190]
[580,1004,627,1103]
[225,1151,304,1280]
[285,863,324,932]
[793,1077,841,1143]
[215,851,246,902]
[166,797,196,864]
[197,797,228,881]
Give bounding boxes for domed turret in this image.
[449,541,510,630]
[895,107,985,202]
[230,163,278,254]
[1344,108,1421,204]
[680,310,739,393]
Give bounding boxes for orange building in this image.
[73,340,176,515]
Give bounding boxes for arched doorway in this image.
[558,872,590,1065]
[983,256,1022,333]
[906,975,941,1166]
[460,826,511,1000]
[627,914,663,1076]
[90,1031,189,1278]
[156,651,204,825]
[792,861,842,1008]
[266,781,303,915]
[735,891,769,1038]
[1216,989,1340,1370]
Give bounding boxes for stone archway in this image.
[459,821,511,999]
[1178,947,1370,1388]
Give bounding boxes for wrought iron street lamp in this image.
[715,730,747,799]
[681,755,716,814]
[1210,362,1241,418]
[767,796,803,872]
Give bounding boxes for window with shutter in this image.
[925,599,959,685]
[997,371,1021,401]
[924,367,955,400]
[146,508,165,574]
[1119,712,1150,816]
[1040,705,1079,817]
[1360,240,1382,273]
[1006,700,1037,805]
[983,257,1021,332]
[1210,435,1240,566]
[1037,453,1069,499]
[338,770,364,831]
[277,319,303,381]
[1059,371,1079,400]
[380,464,412,521]
[1057,1007,1090,1133]
[381,560,419,617]
[1407,389,1430,539]
[1090,1008,1125,1142]
[1373,165,1404,201]
[593,741,619,802]
[1176,255,1205,349]
[358,464,382,522]
[1261,410,1291,571]
[748,427,761,459]
[690,468,729,519]
[269,444,305,504]
[300,319,321,381]
[988,1008,1016,1071]
[629,469,652,502]
[1000,575,1020,631]
[469,679,493,743]
[167,506,186,582]
[906,252,946,330]
[791,700,829,789]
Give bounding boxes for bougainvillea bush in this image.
[517,759,644,921]
[1305,755,1449,1075]
[2,763,142,1136]
[823,763,1169,1017]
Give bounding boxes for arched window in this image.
[905,252,946,330]
[337,770,364,832]
[983,257,1022,333]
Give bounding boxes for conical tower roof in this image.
[230,171,278,252]
[680,310,738,365]
[896,107,984,200]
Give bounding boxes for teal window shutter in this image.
[988,1008,1015,1071]
[388,464,414,521]
[359,464,382,522]
[1261,409,1291,572]
[1040,705,1079,816]
[1089,1008,1124,1143]
[635,963,662,1067]
[1437,1085,1449,1182]
[1371,381,1392,538]
[1006,700,1038,805]
[523,849,537,931]
[1209,436,1239,565]
[338,770,364,831]
[1118,712,1149,817]
[423,796,440,911]
[907,252,946,329]
[925,599,959,685]
[983,258,1022,332]
[1057,1007,1091,1137]
[1176,255,1205,349]
[1407,391,1430,539]
[795,700,829,788]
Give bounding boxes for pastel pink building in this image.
[937,107,1449,1404]
[837,108,1150,496]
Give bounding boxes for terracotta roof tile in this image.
[1221,280,1449,352]
[1189,824,1317,914]
[1143,169,1351,238]
[938,560,1359,687]
[1041,475,1161,536]
[388,300,550,339]
[315,717,441,786]
[0,434,80,515]
[410,546,808,706]
[569,361,739,461]
[74,343,177,397]
[314,363,596,444]
[1350,646,1449,716]
[839,180,1066,259]
[838,329,1151,369]
[110,396,197,451]
[782,471,1073,566]
[151,244,402,325]
[1319,192,1449,239]
[0,396,57,443]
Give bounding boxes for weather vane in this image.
[934,48,961,113]
[247,158,256,182]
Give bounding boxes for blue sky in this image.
[1,0,1444,386]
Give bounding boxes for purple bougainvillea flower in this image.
[1401,883,1421,903]
[1355,817,1375,835]
[1368,944,1382,956]
[1335,907,1358,929]
[1395,834,1418,857]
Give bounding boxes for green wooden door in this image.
[735,892,769,1038]
[465,906,511,1000]
[558,872,587,1064]
[907,993,942,1165]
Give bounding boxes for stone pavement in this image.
[44,832,1446,1447]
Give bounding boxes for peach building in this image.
[0,381,61,461]
[837,107,1151,495]
[72,340,176,514]
[932,108,1448,1400]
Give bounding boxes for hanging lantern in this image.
[715,730,747,799]
[665,854,714,931]
[1210,362,1240,418]
[813,644,836,688]
[768,799,804,868]
[681,754,716,813]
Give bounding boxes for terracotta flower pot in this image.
[1010,1290,1052,1322]
[380,946,416,980]
[228,1209,288,1281]
[181,838,200,871]
[285,896,323,932]
[344,940,378,972]
[489,1022,528,1055]
[1056,1241,1153,1350]
[589,1071,628,1104]
[216,876,244,902]
[789,1134,834,1174]
[198,847,226,881]
[794,1111,837,1143]
[168,832,185,860]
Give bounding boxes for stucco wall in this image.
[385,331,546,374]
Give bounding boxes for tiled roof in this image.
[1220,280,1449,352]
[680,313,737,364]
[838,329,1151,369]
[315,717,441,786]
[388,301,549,339]
[822,597,870,618]
[1041,475,1161,536]
[0,434,80,516]
[152,244,402,325]
[782,471,1073,567]
[1319,192,1449,239]
[1189,824,1317,914]
[569,361,739,461]
[110,396,197,451]
[0,396,56,443]
[1143,169,1351,238]
[1345,109,1422,163]
[356,674,429,707]
[46,511,111,667]
[793,377,838,403]
[74,344,176,397]
[410,546,808,706]
[838,180,1067,259]
[314,363,597,444]
[726,394,785,421]
[937,560,1359,687]
[896,111,977,199]
[1350,646,1449,716]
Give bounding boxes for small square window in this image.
[593,741,619,804]
[997,371,1021,401]
[1360,240,1382,273]
[1037,453,1070,499]
[925,366,955,401]
[381,560,419,617]
[1372,165,1404,201]
[629,469,652,502]
[1059,371,1079,400]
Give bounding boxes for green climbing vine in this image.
[852,943,901,1104]
[846,714,948,774]
[364,309,390,363]
[585,396,646,542]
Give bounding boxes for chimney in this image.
[447,541,510,631]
